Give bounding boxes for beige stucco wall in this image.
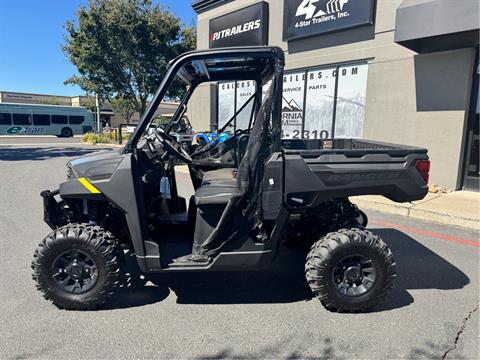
[194,0,475,189]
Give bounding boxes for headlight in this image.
[66,163,75,179]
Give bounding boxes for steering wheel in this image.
[154,130,192,164]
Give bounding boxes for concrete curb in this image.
[351,196,480,231]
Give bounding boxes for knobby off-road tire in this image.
[31,224,124,310]
[305,228,396,312]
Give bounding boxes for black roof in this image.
[169,46,285,85]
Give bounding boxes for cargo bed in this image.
[281,139,429,207]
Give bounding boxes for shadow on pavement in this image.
[373,228,470,312]
[96,228,470,311]
[194,337,344,360]
[0,147,106,161]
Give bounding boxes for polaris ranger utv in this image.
[32,47,430,312]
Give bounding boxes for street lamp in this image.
[95,93,102,133]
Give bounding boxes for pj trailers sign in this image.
[209,2,269,48]
[283,0,376,40]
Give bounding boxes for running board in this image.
[158,250,274,272]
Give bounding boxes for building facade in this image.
[0,91,179,129]
[190,0,479,191]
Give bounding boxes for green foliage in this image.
[64,0,196,114]
[41,97,65,106]
[110,96,137,124]
[82,130,129,144]
[81,96,97,112]
[82,132,114,144]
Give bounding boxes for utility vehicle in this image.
[32,47,430,311]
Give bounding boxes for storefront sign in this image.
[283,0,376,41]
[209,2,268,48]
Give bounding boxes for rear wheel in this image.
[60,127,73,137]
[305,228,396,312]
[31,224,123,310]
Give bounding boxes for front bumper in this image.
[40,189,67,229]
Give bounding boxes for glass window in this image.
[69,115,85,124]
[281,71,305,139]
[0,113,12,125]
[235,80,256,130]
[33,114,51,126]
[51,115,68,124]
[218,81,235,132]
[13,113,31,125]
[304,67,337,139]
[334,64,369,138]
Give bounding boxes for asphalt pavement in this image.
[0,142,478,359]
[0,135,82,145]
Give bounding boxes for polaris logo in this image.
[210,19,261,42]
[325,172,401,185]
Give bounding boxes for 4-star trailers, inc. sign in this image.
[209,2,269,48]
[283,0,376,41]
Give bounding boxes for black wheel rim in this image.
[52,249,98,294]
[332,254,377,297]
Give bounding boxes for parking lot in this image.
[0,139,478,359]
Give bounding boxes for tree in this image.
[63,0,196,114]
[110,96,137,124]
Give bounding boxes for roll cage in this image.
[124,46,285,153]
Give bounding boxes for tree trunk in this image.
[140,97,147,115]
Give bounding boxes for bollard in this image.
[118,125,122,145]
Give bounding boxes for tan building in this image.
[190,0,479,191]
[0,91,179,128]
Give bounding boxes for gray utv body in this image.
[41,46,429,273]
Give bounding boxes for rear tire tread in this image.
[305,228,396,312]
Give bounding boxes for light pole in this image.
[95,93,102,133]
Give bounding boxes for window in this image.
[282,71,305,139]
[217,80,257,132]
[281,63,369,139]
[69,115,84,124]
[218,82,236,131]
[334,64,369,138]
[217,63,368,140]
[51,115,68,124]
[13,113,31,125]
[0,113,12,125]
[33,114,50,126]
[235,80,256,130]
[303,67,336,139]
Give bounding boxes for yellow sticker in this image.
[78,177,101,194]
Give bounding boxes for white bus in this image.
[0,103,94,137]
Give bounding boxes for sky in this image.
[0,0,197,96]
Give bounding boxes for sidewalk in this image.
[351,191,480,230]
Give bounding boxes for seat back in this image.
[235,83,274,200]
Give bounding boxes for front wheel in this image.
[305,228,396,312]
[31,224,123,310]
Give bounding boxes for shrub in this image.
[81,132,113,144]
